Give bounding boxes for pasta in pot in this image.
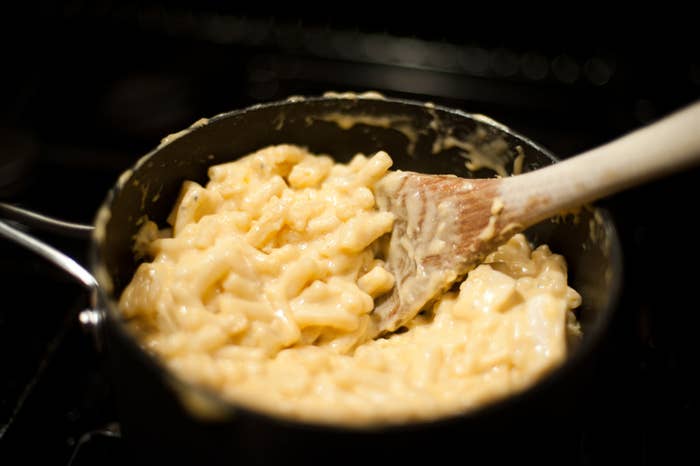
[119,144,582,426]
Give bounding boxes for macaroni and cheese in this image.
[119,144,582,425]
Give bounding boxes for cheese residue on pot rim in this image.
[118,144,582,426]
[158,118,210,148]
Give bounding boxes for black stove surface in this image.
[1,3,699,464]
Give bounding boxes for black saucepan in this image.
[1,96,623,464]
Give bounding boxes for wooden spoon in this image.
[371,101,700,334]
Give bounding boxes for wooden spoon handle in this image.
[499,101,700,226]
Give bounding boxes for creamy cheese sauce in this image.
[118,144,582,426]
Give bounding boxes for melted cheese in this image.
[119,144,582,426]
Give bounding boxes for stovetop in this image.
[1,3,699,464]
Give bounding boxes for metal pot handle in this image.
[0,202,103,346]
[0,202,94,238]
[0,218,97,289]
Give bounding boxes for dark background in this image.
[1,2,699,464]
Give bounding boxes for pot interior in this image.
[92,95,622,424]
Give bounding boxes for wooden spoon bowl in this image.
[372,101,700,333]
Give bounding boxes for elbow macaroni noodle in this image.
[119,144,582,425]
